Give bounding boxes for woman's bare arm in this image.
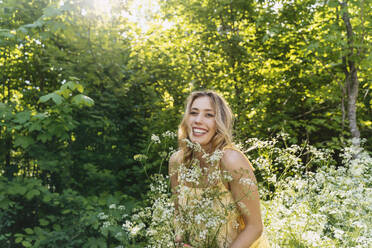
[221,149,263,248]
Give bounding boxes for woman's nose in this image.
[195,114,203,123]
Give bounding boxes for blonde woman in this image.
[169,91,270,248]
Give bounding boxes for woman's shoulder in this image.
[169,149,183,165]
[169,150,183,176]
[221,146,254,172]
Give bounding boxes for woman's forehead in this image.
[191,96,215,111]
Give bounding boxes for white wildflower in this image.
[203,149,224,164]
[151,134,161,144]
[222,171,233,182]
[102,221,111,228]
[239,177,255,186]
[301,231,321,244]
[194,214,203,224]
[162,130,177,139]
[183,138,202,152]
[130,223,145,236]
[199,230,208,240]
[334,228,344,239]
[97,212,108,220]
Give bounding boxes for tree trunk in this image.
[341,1,361,146]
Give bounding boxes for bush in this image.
[0,177,136,247]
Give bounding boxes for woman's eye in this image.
[206,113,215,117]
[190,112,198,115]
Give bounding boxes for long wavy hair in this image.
[178,90,234,166]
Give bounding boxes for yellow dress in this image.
[176,146,270,248]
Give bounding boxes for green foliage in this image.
[0,177,137,247]
[0,0,371,246]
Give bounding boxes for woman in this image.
[168,90,270,248]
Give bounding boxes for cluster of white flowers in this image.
[144,175,177,248]
[176,184,229,246]
[208,169,222,184]
[246,137,278,150]
[127,141,242,248]
[151,134,161,144]
[239,177,255,186]
[222,170,233,182]
[108,134,371,247]
[123,220,145,236]
[183,138,202,152]
[102,221,111,228]
[178,163,203,185]
[97,212,108,220]
[341,139,371,177]
[162,130,177,139]
[261,140,372,248]
[203,149,224,164]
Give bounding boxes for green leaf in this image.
[26,189,40,200]
[72,94,94,107]
[61,81,76,91]
[22,20,43,29]
[14,136,34,149]
[43,195,52,202]
[53,224,61,231]
[15,237,23,243]
[0,29,15,38]
[14,111,31,124]
[33,113,48,120]
[51,93,63,105]
[42,6,62,18]
[0,102,8,110]
[40,93,63,105]
[37,133,51,143]
[24,228,33,235]
[29,122,42,132]
[62,209,71,214]
[22,241,32,247]
[0,198,11,208]
[39,219,49,226]
[39,93,53,103]
[11,185,27,195]
[76,84,84,93]
[56,88,71,98]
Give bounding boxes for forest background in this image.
[0,0,371,247]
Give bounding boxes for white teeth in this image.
[193,128,207,134]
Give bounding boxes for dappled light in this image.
[0,0,371,247]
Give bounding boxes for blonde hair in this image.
[178,90,234,166]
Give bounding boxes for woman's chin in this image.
[191,138,210,148]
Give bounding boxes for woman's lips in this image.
[192,127,208,137]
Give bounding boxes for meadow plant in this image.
[131,133,257,248]
[101,132,371,247]
[255,137,372,248]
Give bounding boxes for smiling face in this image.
[186,96,217,150]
